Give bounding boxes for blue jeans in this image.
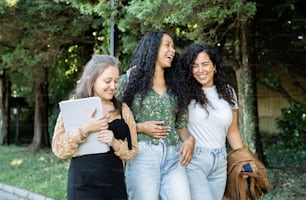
[125,140,191,200]
[186,147,227,200]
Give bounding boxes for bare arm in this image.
[227,110,244,150]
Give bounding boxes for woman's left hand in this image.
[97,130,116,146]
[177,135,195,167]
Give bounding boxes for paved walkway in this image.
[0,183,53,200]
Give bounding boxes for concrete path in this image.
[0,183,53,200]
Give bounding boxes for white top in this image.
[188,86,238,148]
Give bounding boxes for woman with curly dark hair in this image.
[178,43,244,200]
[116,31,194,200]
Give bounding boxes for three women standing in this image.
[52,35,244,200]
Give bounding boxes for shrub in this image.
[262,101,306,168]
[276,101,306,149]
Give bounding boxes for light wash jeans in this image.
[186,147,227,200]
[125,140,191,200]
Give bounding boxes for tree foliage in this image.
[0,0,304,152]
[1,0,259,149]
[255,0,306,102]
[0,0,103,148]
[1,0,101,103]
[276,101,306,149]
[118,0,256,48]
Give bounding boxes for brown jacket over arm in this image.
[223,146,269,200]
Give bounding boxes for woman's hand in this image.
[137,120,170,138]
[177,128,195,167]
[82,109,110,135]
[97,130,116,146]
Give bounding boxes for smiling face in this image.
[155,34,175,69]
[192,51,215,88]
[93,65,120,101]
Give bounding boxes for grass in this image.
[264,166,306,200]
[0,144,305,200]
[0,145,69,199]
[261,137,306,200]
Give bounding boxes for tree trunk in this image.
[29,68,50,150]
[0,70,11,145]
[234,19,258,154]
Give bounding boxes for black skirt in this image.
[67,151,127,200]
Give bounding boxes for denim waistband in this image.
[194,146,226,154]
[138,139,164,145]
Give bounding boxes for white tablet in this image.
[59,96,110,155]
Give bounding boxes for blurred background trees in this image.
[0,0,305,162]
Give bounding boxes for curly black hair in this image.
[178,43,236,111]
[122,31,186,113]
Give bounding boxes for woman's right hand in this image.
[137,120,170,138]
[82,109,110,134]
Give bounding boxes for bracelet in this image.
[79,128,88,139]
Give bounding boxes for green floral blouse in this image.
[115,74,188,146]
